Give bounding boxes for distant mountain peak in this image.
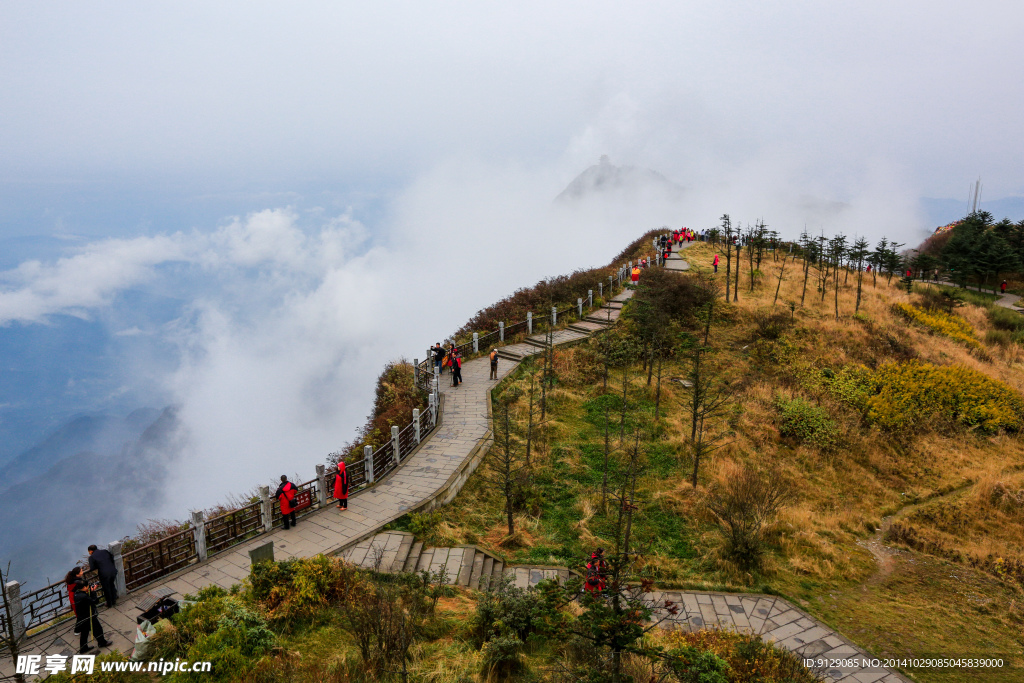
[555,156,684,203]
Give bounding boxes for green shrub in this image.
[472,574,543,648]
[665,645,729,683]
[866,361,1024,434]
[776,396,840,451]
[987,305,1024,332]
[985,329,1012,347]
[480,634,527,679]
[816,366,872,410]
[145,592,276,682]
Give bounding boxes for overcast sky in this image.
[1,2,1023,529]
[2,1,1022,204]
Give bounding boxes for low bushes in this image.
[893,302,981,349]
[665,630,819,683]
[776,396,840,451]
[866,361,1024,434]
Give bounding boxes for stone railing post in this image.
[316,464,327,507]
[3,580,25,641]
[260,486,273,532]
[608,275,613,292]
[108,541,127,598]
[413,408,421,443]
[473,332,479,353]
[588,290,593,308]
[365,445,375,484]
[551,306,557,325]
[599,282,603,298]
[191,510,207,562]
[392,425,400,460]
[577,298,583,318]
[429,391,437,425]
[432,377,439,396]
[499,321,504,342]
[527,311,533,334]
[413,358,419,386]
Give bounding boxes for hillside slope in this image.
[416,239,1024,681]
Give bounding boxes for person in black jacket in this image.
[433,343,445,375]
[87,545,118,607]
[72,579,111,654]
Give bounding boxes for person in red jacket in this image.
[713,254,720,273]
[275,475,298,529]
[1002,280,1008,294]
[334,461,349,510]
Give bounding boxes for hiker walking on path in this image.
[451,349,463,387]
[713,254,719,273]
[275,475,298,529]
[334,460,349,510]
[489,348,499,380]
[87,544,118,608]
[71,578,111,654]
[1002,280,1008,294]
[631,265,641,283]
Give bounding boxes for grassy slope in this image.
[421,241,1024,682]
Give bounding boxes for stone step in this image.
[480,556,494,591]
[441,547,465,585]
[416,547,434,573]
[469,551,485,589]
[523,337,549,349]
[393,534,414,573]
[495,349,525,361]
[457,546,476,586]
[403,541,423,573]
[602,302,623,310]
[491,560,504,588]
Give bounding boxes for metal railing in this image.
[21,579,75,632]
[123,527,198,591]
[205,502,263,555]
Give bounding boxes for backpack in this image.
[586,561,601,586]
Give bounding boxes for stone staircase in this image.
[339,530,571,591]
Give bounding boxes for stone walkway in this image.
[1,289,634,679]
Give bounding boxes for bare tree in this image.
[772,252,790,307]
[483,401,529,537]
[722,214,733,302]
[1,563,26,683]
[687,303,733,488]
[706,464,793,571]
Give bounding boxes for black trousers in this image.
[77,613,105,652]
[490,364,498,380]
[452,366,462,386]
[98,574,117,607]
[337,497,348,509]
[282,511,297,529]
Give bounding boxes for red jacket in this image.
[333,462,349,500]
[277,481,297,515]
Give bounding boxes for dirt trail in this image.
[858,483,975,584]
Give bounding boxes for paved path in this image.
[919,278,1023,311]
[664,239,695,271]
[2,290,634,678]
